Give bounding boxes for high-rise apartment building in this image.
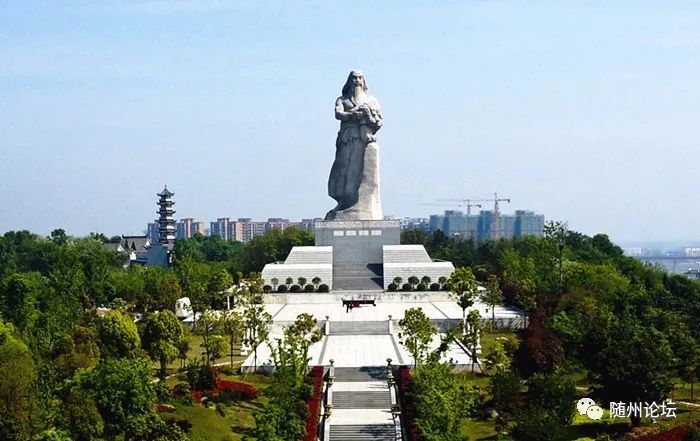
[210,217,231,240]
[429,209,544,241]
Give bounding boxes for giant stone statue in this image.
[325,70,383,220]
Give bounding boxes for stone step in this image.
[334,367,388,382]
[333,276,384,290]
[333,391,391,409]
[329,424,395,441]
[329,321,389,335]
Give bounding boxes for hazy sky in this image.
[1,1,699,242]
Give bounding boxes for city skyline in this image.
[2,1,699,242]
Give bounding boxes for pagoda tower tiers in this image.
[156,186,176,245]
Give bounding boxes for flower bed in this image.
[397,366,420,441]
[631,422,697,441]
[303,366,325,441]
[215,378,260,401]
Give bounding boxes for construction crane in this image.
[428,193,511,241]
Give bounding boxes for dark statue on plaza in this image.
[325,70,384,220]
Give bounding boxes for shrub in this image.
[387,283,398,292]
[402,283,413,291]
[154,381,172,402]
[408,276,420,286]
[181,394,194,406]
[416,283,427,291]
[186,362,216,391]
[172,382,190,397]
[304,284,315,292]
[290,284,302,293]
[430,283,441,291]
[318,284,330,292]
[277,284,288,293]
[262,285,272,293]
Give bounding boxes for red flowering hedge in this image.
[215,378,260,400]
[632,422,697,441]
[172,375,260,405]
[397,366,420,441]
[303,366,325,441]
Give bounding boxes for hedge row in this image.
[397,366,419,441]
[387,282,446,292]
[263,284,330,293]
[303,366,325,441]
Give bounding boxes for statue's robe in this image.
[325,94,383,221]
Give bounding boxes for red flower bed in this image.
[633,423,695,441]
[214,379,260,400]
[397,366,420,441]
[303,366,325,441]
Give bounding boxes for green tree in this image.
[482,274,504,326]
[96,310,141,359]
[0,320,36,441]
[79,357,159,440]
[241,283,272,372]
[413,360,477,441]
[587,314,674,426]
[483,339,512,374]
[0,272,43,336]
[311,277,321,289]
[408,275,420,288]
[512,372,576,441]
[221,309,245,367]
[270,278,279,290]
[462,309,483,373]
[447,267,479,334]
[393,276,403,286]
[399,307,436,367]
[63,387,104,441]
[297,277,307,288]
[196,310,223,364]
[251,314,322,441]
[141,310,184,380]
[489,369,523,435]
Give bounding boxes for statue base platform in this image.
[261,220,454,291]
[314,219,401,264]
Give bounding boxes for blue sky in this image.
[1,1,699,242]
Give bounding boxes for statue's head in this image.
[342,70,368,96]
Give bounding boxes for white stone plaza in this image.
[241,297,523,371]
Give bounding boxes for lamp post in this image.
[386,358,394,387]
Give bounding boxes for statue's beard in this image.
[353,85,365,98]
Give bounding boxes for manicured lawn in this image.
[152,331,249,378]
[161,373,271,441]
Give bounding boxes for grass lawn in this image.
[152,331,250,378]
[162,373,271,441]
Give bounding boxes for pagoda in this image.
[146,186,176,267]
[156,186,176,245]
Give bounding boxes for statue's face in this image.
[351,72,365,88]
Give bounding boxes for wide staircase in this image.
[333,263,384,290]
[328,366,397,441]
[329,321,389,336]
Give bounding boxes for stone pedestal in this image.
[315,220,400,264]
